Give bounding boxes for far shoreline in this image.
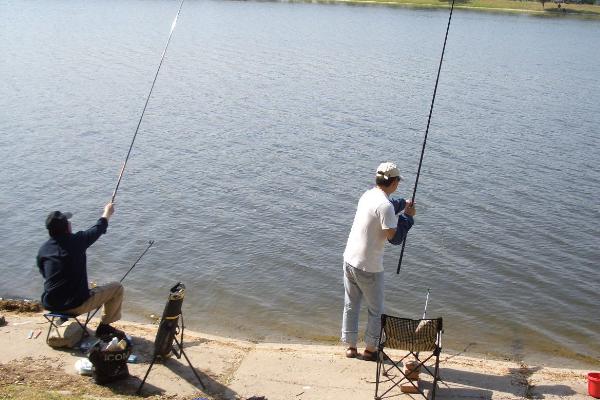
[281,0,600,19]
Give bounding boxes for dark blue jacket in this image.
[37,218,108,311]
[388,197,415,245]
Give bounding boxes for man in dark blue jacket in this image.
[37,202,125,339]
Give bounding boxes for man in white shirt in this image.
[341,162,416,361]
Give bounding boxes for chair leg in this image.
[45,325,52,344]
[374,351,411,399]
[430,352,441,400]
[83,311,91,332]
[79,308,100,343]
[383,352,409,377]
[71,316,90,344]
[44,315,59,345]
[375,350,382,399]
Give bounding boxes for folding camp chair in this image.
[43,311,92,346]
[374,315,443,400]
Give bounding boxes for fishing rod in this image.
[119,240,155,283]
[422,288,431,319]
[420,288,442,351]
[414,288,432,360]
[397,0,456,274]
[88,240,155,321]
[111,0,186,203]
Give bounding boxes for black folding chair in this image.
[374,315,443,400]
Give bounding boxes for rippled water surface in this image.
[1,0,599,368]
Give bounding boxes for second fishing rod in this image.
[87,240,155,322]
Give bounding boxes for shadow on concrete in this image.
[438,366,577,399]
[371,349,577,400]
[50,332,238,399]
[124,334,239,399]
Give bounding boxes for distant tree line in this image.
[538,0,596,7]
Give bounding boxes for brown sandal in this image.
[362,349,378,362]
[345,347,358,358]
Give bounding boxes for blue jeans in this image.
[341,262,384,348]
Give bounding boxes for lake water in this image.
[1,0,599,369]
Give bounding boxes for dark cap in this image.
[45,211,73,235]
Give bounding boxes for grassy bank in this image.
[0,358,185,400]
[315,0,600,17]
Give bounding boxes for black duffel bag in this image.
[88,338,132,384]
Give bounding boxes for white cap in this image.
[376,162,404,181]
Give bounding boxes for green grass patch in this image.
[316,0,600,17]
[0,357,194,400]
[0,385,91,400]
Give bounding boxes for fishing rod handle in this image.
[396,237,408,274]
[111,163,126,202]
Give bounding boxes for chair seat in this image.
[45,312,78,318]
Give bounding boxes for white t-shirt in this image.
[343,187,398,273]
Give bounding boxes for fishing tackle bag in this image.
[153,282,186,359]
[88,338,132,384]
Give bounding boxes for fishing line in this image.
[396,0,456,274]
[111,0,186,202]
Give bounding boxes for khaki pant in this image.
[65,282,124,324]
